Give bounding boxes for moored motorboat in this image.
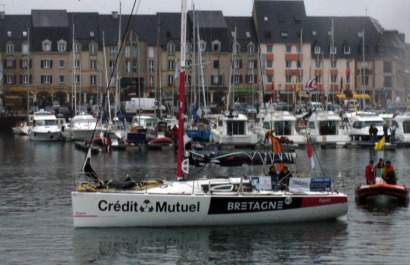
[355,177,409,206]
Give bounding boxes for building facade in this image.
[0,0,408,115]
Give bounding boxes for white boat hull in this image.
[72,182,347,227]
[210,131,258,146]
[29,129,61,141]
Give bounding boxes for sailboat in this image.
[71,0,348,228]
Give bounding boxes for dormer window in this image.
[42,40,52,52]
[247,43,255,55]
[200,40,207,52]
[6,42,14,55]
[57,40,67,52]
[233,43,240,55]
[89,42,97,55]
[22,42,29,55]
[314,46,321,55]
[344,46,350,54]
[212,40,221,52]
[167,42,175,56]
[75,42,81,53]
[330,46,337,54]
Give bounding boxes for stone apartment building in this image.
[0,0,407,114]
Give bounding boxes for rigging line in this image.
[82,0,139,163]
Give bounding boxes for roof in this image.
[31,10,68,28]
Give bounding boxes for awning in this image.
[353,93,370,100]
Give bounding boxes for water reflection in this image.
[72,221,348,264]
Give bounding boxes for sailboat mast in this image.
[72,23,77,115]
[177,0,187,180]
[26,27,30,120]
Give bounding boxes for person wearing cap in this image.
[365,160,375,184]
[382,160,397,185]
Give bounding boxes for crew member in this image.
[278,166,292,191]
[365,160,375,184]
[383,160,397,185]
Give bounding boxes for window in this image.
[6,42,14,55]
[42,40,52,52]
[90,60,97,70]
[200,41,207,52]
[267,75,273,83]
[132,61,137,73]
[109,61,115,74]
[57,40,66,52]
[211,75,222,85]
[149,60,155,73]
[315,60,321,68]
[330,46,337,54]
[90,75,97,86]
[233,43,240,55]
[22,59,29,69]
[331,75,337,83]
[248,75,254,84]
[234,74,240,84]
[227,121,245,135]
[149,76,154,87]
[41,59,52,69]
[125,46,130,58]
[296,45,302,53]
[286,75,292,83]
[213,60,219,69]
[248,60,254,69]
[109,46,116,57]
[212,41,221,52]
[167,43,175,56]
[126,61,131,73]
[6,59,14,68]
[285,45,291,53]
[75,43,81,52]
[89,42,97,55]
[59,75,65,84]
[22,43,29,54]
[234,59,241,69]
[7,75,14,84]
[248,44,255,55]
[267,45,273,53]
[331,60,336,68]
[41,75,52,84]
[168,75,174,86]
[21,75,29,84]
[286,61,292,68]
[314,46,321,55]
[297,60,301,68]
[75,75,80,84]
[267,60,273,68]
[75,60,81,69]
[168,60,174,70]
[59,60,65,68]
[384,61,392,73]
[344,46,350,54]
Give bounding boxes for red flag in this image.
[306,139,312,158]
[306,139,315,169]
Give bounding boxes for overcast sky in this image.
[2,0,409,42]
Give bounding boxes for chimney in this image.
[112,11,118,20]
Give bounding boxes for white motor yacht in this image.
[29,111,62,141]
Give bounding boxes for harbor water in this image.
[1,133,410,264]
